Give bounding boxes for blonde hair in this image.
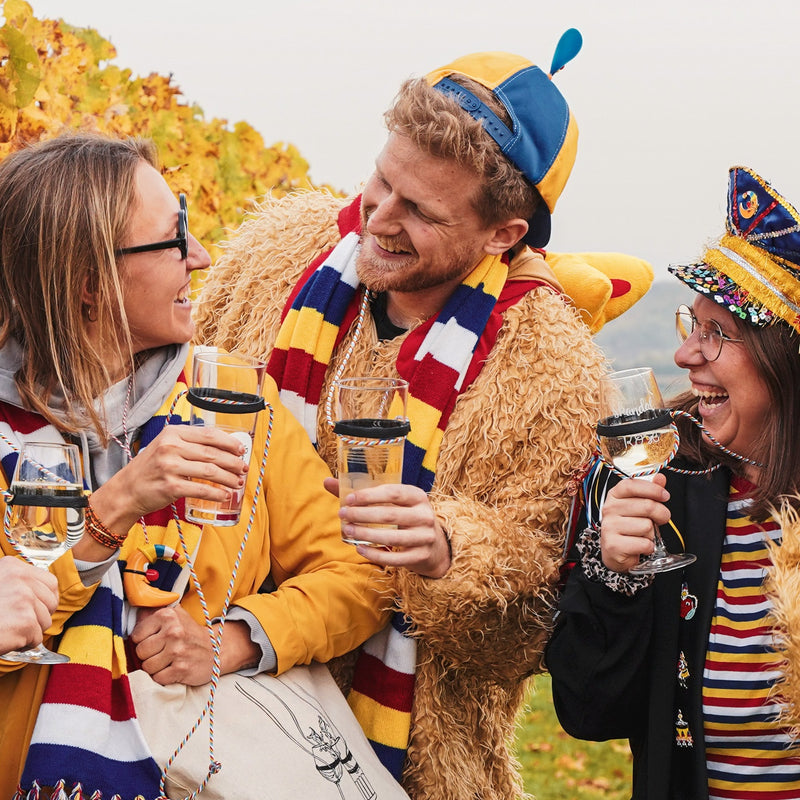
[384,76,538,227]
[0,133,157,437]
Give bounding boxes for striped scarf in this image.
[267,199,541,779]
[6,369,199,800]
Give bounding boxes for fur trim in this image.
[194,190,348,354]
[765,500,800,738]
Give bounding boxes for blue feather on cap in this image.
[550,28,583,76]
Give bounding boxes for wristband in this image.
[85,500,127,550]
[576,526,653,596]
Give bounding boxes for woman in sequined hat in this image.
[547,166,800,800]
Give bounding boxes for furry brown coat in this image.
[194,191,606,800]
[766,503,800,737]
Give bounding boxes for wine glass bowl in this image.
[597,410,677,479]
[597,368,695,574]
[1,441,85,664]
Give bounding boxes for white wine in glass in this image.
[597,368,696,574]
[1,441,85,664]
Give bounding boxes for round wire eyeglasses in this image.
[675,304,744,362]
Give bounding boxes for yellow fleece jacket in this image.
[0,365,390,794]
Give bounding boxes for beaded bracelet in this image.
[85,500,127,550]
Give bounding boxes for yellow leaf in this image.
[577,777,612,790]
[0,101,17,143]
[555,752,587,771]
[523,741,553,752]
[1,23,42,107]
[2,0,35,26]
[609,740,632,756]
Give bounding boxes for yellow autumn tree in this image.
[0,0,333,265]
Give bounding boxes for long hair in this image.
[384,76,539,228]
[0,133,157,438]
[671,315,800,520]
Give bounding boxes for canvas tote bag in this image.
[129,661,409,799]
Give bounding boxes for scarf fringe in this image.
[15,779,153,800]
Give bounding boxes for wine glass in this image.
[1,441,85,664]
[596,368,696,574]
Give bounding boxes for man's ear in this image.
[483,218,529,255]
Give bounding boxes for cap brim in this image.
[668,262,774,328]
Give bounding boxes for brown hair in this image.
[384,76,539,228]
[671,316,800,520]
[0,133,157,438]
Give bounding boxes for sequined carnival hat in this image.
[425,29,582,248]
[669,166,800,334]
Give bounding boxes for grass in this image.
[514,674,632,800]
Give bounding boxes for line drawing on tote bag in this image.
[235,676,379,799]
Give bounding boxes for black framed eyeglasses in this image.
[675,304,744,362]
[115,193,188,260]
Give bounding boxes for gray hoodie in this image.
[0,339,189,491]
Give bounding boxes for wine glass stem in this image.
[651,524,669,558]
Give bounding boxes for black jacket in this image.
[546,465,731,800]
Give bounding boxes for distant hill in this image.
[594,280,697,397]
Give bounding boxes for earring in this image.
[84,304,98,323]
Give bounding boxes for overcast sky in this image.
[23,0,800,279]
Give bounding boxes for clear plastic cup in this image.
[185,350,266,527]
[331,378,409,545]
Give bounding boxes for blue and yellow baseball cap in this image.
[669,167,800,334]
[426,29,582,248]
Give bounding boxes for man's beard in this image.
[355,233,483,294]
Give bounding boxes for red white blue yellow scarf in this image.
[267,196,543,779]
[5,369,198,800]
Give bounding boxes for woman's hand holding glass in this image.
[597,367,695,574]
[73,425,248,560]
[0,556,58,654]
[599,473,673,573]
[2,442,84,663]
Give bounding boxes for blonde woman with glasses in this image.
[0,133,389,798]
